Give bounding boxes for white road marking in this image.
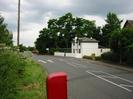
[90,71,103,73]
[71,62,87,68]
[65,62,77,68]
[101,71,133,84]
[86,70,132,92]
[47,60,54,63]
[120,84,133,88]
[99,75,118,79]
[38,60,47,63]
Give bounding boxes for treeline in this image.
[35,12,122,53]
[102,28,133,65]
[35,13,101,53]
[35,12,133,64]
[0,14,47,99]
[0,15,13,46]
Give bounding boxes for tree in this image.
[102,12,122,47]
[48,19,59,48]
[57,13,75,48]
[109,29,122,63]
[110,27,133,64]
[35,28,52,53]
[35,13,98,53]
[0,15,13,46]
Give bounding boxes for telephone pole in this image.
[17,0,20,46]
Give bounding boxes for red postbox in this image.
[47,72,68,99]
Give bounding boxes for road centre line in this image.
[86,70,132,92]
[38,60,47,63]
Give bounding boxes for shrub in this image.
[125,49,133,65]
[0,49,25,99]
[83,55,101,61]
[83,55,92,60]
[101,52,119,62]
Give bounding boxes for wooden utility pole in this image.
[17,0,20,46]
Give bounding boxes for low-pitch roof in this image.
[78,37,98,43]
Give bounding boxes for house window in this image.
[79,42,80,46]
[79,49,81,53]
[73,49,75,53]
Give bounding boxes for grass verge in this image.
[17,59,48,99]
[0,49,47,99]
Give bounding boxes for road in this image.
[33,54,133,99]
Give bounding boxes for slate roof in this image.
[78,37,98,43]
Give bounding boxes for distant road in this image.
[33,54,133,99]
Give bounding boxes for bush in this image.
[83,55,92,60]
[101,52,119,62]
[0,49,26,99]
[49,48,58,55]
[83,55,101,61]
[125,51,133,65]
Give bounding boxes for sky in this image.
[0,0,133,46]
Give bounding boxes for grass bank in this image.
[17,59,47,99]
[0,49,47,99]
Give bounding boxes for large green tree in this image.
[35,13,98,53]
[35,28,52,53]
[110,27,133,64]
[0,15,13,46]
[101,12,122,47]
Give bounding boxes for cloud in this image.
[72,0,133,16]
[1,0,133,46]
[82,15,106,27]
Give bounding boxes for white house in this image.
[54,37,110,58]
[71,37,110,58]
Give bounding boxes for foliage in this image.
[0,49,25,99]
[0,49,47,99]
[101,52,119,62]
[19,44,27,52]
[0,15,13,46]
[19,44,36,52]
[27,46,35,51]
[101,12,122,47]
[17,59,47,99]
[35,13,100,53]
[83,55,101,61]
[126,44,133,64]
[109,27,133,64]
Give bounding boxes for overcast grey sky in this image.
[0,0,133,46]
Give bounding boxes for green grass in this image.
[0,49,47,99]
[17,59,48,99]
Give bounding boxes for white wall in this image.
[54,52,64,56]
[83,48,110,56]
[66,53,75,57]
[81,42,98,54]
[75,53,82,58]
[54,48,110,58]
[54,52,74,57]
